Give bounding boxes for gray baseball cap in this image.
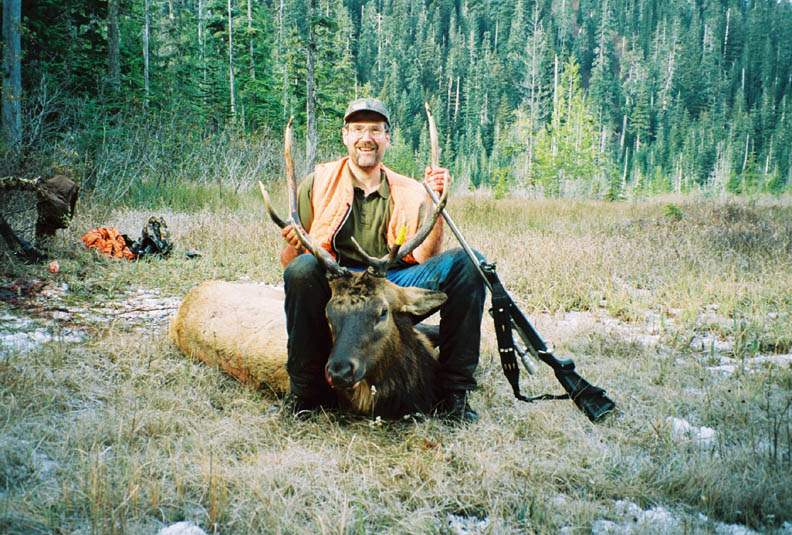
[344,98,390,126]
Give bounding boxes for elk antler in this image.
[259,117,347,278]
[258,182,288,229]
[425,102,440,170]
[349,104,449,276]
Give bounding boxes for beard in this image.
[350,142,383,169]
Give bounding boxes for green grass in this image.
[1,190,791,534]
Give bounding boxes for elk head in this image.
[260,110,449,395]
[323,272,446,390]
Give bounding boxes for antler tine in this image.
[258,181,287,229]
[283,117,346,278]
[390,171,448,263]
[425,102,440,170]
[354,177,449,277]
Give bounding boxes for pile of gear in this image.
[1,175,174,262]
[81,216,173,260]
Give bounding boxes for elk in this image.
[169,280,291,394]
[171,112,450,418]
[258,116,450,418]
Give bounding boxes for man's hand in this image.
[279,224,306,268]
[424,166,451,194]
[281,224,305,252]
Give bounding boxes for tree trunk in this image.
[143,0,150,108]
[279,0,288,118]
[454,76,460,122]
[376,11,382,73]
[305,0,318,169]
[228,0,237,120]
[107,0,121,93]
[2,0,22,146]
[248,0,255,80]
[199,0,207,114]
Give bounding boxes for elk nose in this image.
[326,359,359,388]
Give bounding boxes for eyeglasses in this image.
[345,124,388,139]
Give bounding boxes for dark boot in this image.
[280,392,318,420]
[439,391,479,424]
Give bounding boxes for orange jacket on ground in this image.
[81,227,135,260]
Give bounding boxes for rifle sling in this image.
[491,288,531,403]
[490,276,578,405]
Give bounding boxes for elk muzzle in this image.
[325,354,363,389]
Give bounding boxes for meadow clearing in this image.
[1,191,791,534]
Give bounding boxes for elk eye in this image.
[378,306,388,322]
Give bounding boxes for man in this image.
[279,98,485,423]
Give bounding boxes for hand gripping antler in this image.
[349,104,449,276]
[259,117,346,278]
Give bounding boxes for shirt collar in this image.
[345,163,390,199]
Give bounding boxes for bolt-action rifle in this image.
[421,183,616,422]
[421,103,615,422]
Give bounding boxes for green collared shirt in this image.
[297,170,401,268]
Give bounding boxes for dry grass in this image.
[1,192,791,534]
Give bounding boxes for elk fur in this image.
[168,280,291,394]
[324,272,446,418]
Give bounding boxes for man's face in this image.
[342,112,391,170]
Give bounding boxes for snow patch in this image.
[584,500,767,535]
[157,522,207,535]
[707,354,792,375]
[447,513,489,535]
[667,417,718,447]
[0,310,86,358]
[591,501,681,535]
[1,282,186,358]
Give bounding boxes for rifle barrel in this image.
[422,181,492,287]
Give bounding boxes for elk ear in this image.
[399,288,447,317]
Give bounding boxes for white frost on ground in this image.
[707,354,792,375]
[0,437,59,497]
[157,521,207,535]
[0,283,183,358]
[590,501,681,534]
[667,417,718,447]
[536,298,792,383]
[447,513,489,535]
[0,309,86,358]
[546,306,733,354]
[584,500,785,535]
[87,287,184,327]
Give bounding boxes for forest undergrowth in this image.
[1,191,791,534]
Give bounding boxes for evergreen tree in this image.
[5,0,792,196]
[532,57,610,197]
[588,0,621,129]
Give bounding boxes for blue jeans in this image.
[283,247,487,405]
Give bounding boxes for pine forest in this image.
[2,0,792,201]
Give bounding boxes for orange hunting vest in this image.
[308,157,429,265]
